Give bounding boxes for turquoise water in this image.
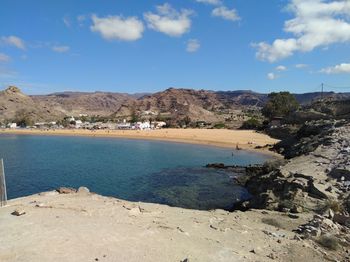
[0,134,270,210]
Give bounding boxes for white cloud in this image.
[255,0,350,62]
[1,36,25,50]
[91,15,144,41]
[63,16,71,27]
[267,72,278,80]
[52,45,70,53]
[295,63,308,68]
[77,15,86,26]
[144,3,193,37]
[320,63,350,74]
[195,0,221,5]
[186,39,200,52]
[212,6,240,21]
[276,65,287,71]
[0,53,10,62]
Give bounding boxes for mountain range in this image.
[1,86,350,125]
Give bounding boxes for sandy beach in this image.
[0,128,279,155]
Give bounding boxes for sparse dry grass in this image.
[261,217,284,229]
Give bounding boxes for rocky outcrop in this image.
[0,86,64,123]
[241,120,350,214]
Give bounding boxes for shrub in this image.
[321,200,344,214]
[240,118,263,130]
[213,123,226,129]
[261,218,284,229]
[316,235,339,251]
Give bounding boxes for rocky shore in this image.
[237,119,350,261]
[0,187,332,262]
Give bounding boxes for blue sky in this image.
[0,0,350,94]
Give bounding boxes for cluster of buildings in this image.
[2,117,167,131]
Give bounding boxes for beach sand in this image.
[0,128,279,155]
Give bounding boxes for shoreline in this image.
[0,128,281,157]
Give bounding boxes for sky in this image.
[0,0,350,95]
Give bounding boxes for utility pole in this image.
[321,83,324,100]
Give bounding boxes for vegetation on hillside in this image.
[262,92,300,119]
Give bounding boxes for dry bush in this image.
[316,235,339,251]
[261,218,284,229]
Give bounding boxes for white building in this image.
[67,116,75,122]
[154,121,167,129]
[7,123,17,129]
[75,120,83,128]
[135,122,151,130]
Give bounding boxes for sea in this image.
[0,134,271,210]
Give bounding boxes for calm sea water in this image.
[0,134,270,210]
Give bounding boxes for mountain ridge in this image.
[1,86,350,125]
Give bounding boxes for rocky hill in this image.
[0,86,64,123]
[1,85,350,125]
[32,91,136,117]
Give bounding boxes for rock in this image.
[329,168,350,181]
[267,253,277,260]
[57,187,77,194]
[205,163,225,168]
[11,209,26,216]
[39,191,59,196]
[291,206,303,213]
[323,209,334,219]
[325,186,333,192]
[294,235,303,241]
[288,213,299,219]
[281,208,290,213]
[333,214,350,227]
[77,187,90,194]
[128,206,142,216]
[250,247,262,254]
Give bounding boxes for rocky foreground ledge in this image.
[0,187,337,262]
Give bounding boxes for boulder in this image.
[11,209,26,216]
[329,168,350,181]
[291,206,303,213]
[77,186,90,194]
[333,214,350,228]
[57,187,77,194]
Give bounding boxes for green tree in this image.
[14,109,34,127]
[241,118,263,130]
[262,92,299,119]
[130,110,139,123]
